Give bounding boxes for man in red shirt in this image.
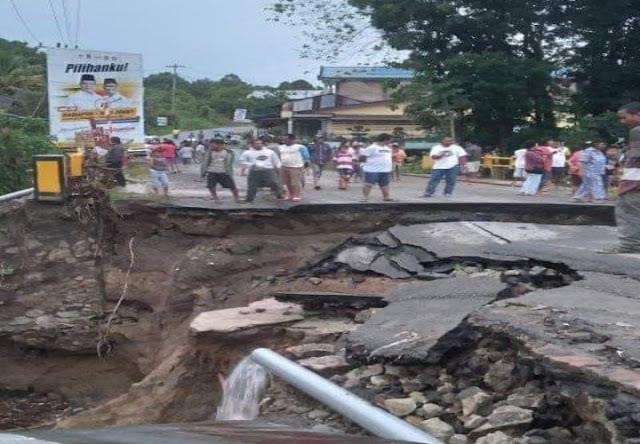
[160,138,180,174]
[537,138,555,191]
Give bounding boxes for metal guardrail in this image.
[250,348,443,444]
[0,188,34,202]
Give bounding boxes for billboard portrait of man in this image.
[67,74,102,110]
[102,78,132,108]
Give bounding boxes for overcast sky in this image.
[1,0,329,86]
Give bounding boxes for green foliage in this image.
[396,53,554,149]
[0,116,58,194]
[0,38,47,119]
[277,79,317,90]
[271,0,638,149]
[143,71,312,135]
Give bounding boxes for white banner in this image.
[46,48,144,148]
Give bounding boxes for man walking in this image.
[424,137,467,197]
[202,139,240,203]
[241,139,283,203]
[600,102,640,253]
[573,142,607,203]
[309,136,333,190]
[361,133,393,202]
[105,137,128,187]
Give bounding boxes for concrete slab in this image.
[348,278,504,363]
[387,223,522,262]
[190,299,304,336]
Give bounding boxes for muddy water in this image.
[216,357,268,421]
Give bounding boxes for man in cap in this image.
[101,78,132,108]
[67,74,102,110]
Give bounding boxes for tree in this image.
[277,79,316,90]
[0,38,47,119]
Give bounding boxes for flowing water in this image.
[216,356,269,421]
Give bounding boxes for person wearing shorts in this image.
[512,147,527,186]
[361,134,393,202]
[201,139,240,203]
[149,149,169,196]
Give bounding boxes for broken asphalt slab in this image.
[463,272,640,396]
[347,277,505,363]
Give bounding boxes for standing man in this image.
[537,138,555,192]
[551,142,571,190]
[241,139,283,203]
[194,140,206,164]
[278,134,309,202]
[160,139,180,174]
[512,145,528,187]
[464,142,483,179]
[600,103,640,253]
[202,139,240,203]
[105,136,127,187]
[361,133,393,202]
[309,136,333,190]
[424,137,467,197]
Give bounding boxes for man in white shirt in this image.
[240,139,283,203]
[512,147,528,186]
[194,142,206,164]
[551,142,571,189]
[361,133,393,202]
[424,137,467,197]
[67,74,102,110]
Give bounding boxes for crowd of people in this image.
[513,138,622,202]
[139,133,418,203]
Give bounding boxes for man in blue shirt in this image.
[573,142,607,202]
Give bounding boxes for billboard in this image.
[46,48,144,148]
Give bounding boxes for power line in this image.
[47,0,67,46]
[60,0,73,44]
[74,0,82,47]
[9,0,41,44]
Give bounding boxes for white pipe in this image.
[250,348,443,444]
[0,188,34,202]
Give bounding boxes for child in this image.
[391,142,407,181]
[334,142,354,190]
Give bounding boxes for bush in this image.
[0,117,58,194]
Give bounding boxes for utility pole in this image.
[166,64,186,114]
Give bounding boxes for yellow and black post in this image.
[33,154,66,201]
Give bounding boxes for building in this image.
[252,66,426,140]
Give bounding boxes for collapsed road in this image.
[1,198,640,444]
